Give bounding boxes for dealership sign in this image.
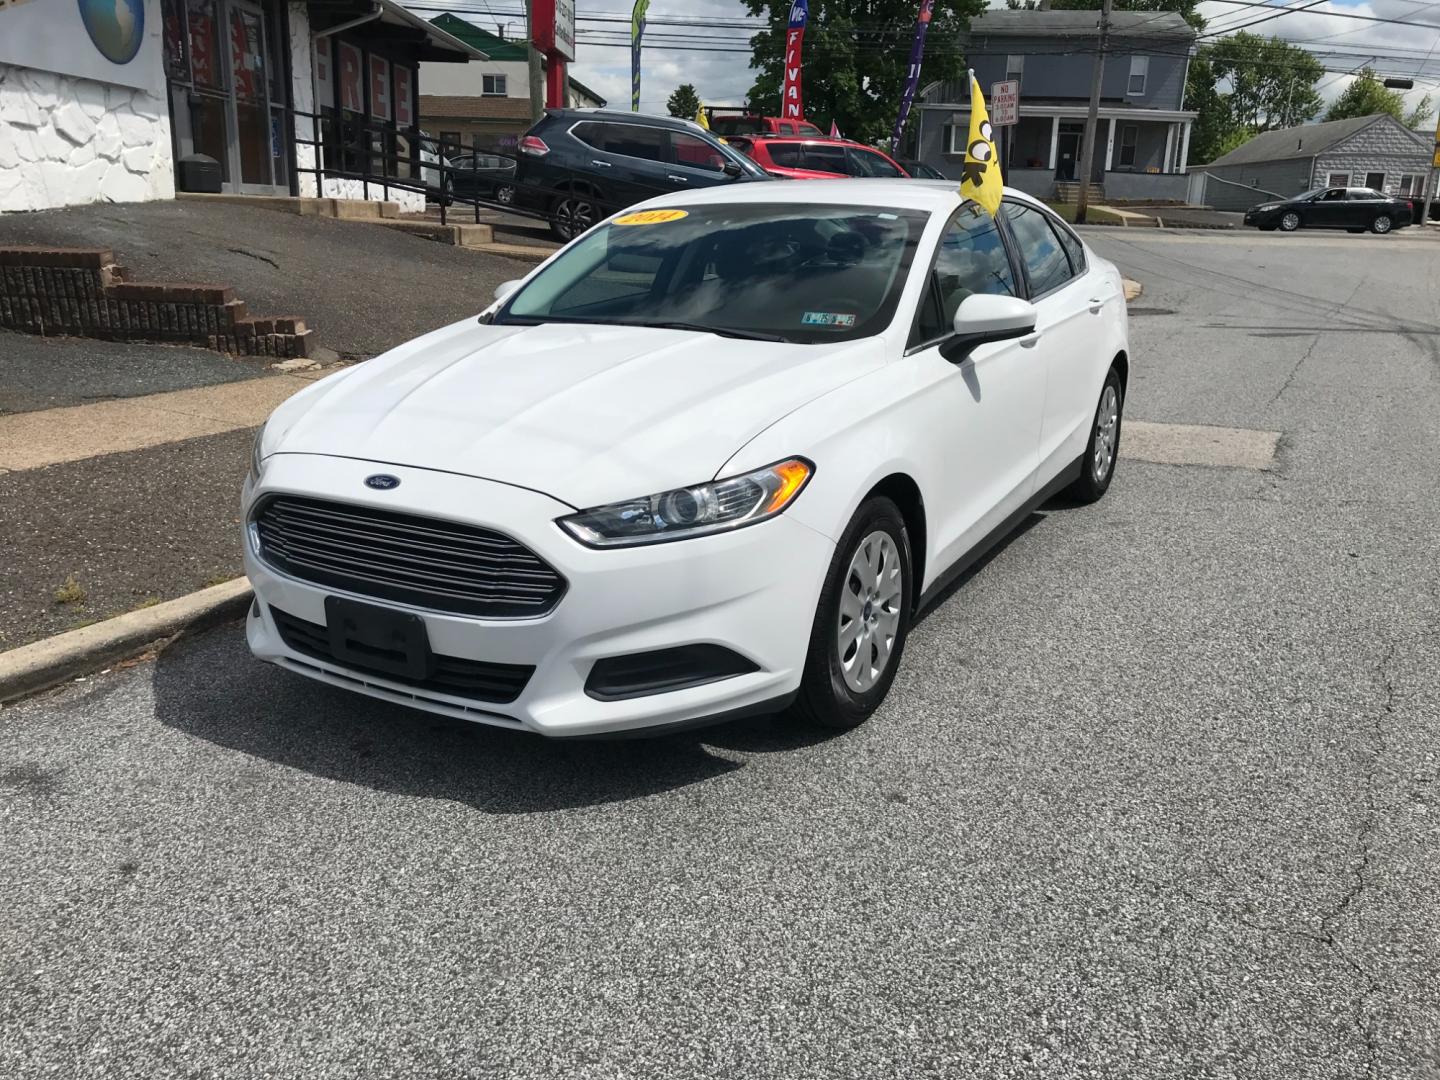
[0,0,163,93]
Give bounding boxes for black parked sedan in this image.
[1245,186,1414,234]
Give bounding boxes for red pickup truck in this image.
[705,109,824,139]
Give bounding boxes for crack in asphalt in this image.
[1268,334,1320,406]
[226,246,281,269]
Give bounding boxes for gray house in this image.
[911,10,1199,201]
[1188,114,1434,210]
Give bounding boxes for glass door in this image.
[228,1,276,191]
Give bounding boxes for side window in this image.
[570,122,604,150]
[601,124,666,162]
[669,132,726,172]
[804,143,848,174]
[1004,201,1075,297]
[766,143,805,168]
[847,148,902,178]
[1051,217,1086,274]
[1321,188,1346,202]
[915,204,1018,344]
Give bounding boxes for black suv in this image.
[514,109,770,240]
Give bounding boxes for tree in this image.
[666,83,702,120]
[742,0,987,145]
[1183,33,1323,164]
[1403,94,1433,130]
[1325,68,1405,122]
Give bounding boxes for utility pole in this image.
[526,0,545,123]
[1422,115,1439,233]
[1074,0,1112,225]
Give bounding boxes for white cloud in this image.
[1196,0,1440,118]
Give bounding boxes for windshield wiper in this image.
[640,321,790,343]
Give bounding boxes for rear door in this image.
[1002,199,1113,477]
[1346,188,1385,227]
[800,141,848,176]
[905,203,1047,567]
[844,147,905,178]
[596,122,672,206]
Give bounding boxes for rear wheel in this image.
[1279,211,1301,232]
[1067,366,1124,504]
[793,498,912,731]
[1371,214,1393,234]
[496,184,515,206]
[550,194,599,241]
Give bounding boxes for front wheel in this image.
[1067,366,1124,504]
[1371,214,1393,235]
[793,498,912,731]
[1279,211,1301,232]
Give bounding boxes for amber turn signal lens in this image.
[765,459,813,514]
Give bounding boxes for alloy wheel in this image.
[556,197,596,239]
[1280,212,1300,232]
[1093,384,1120,483]
[496,185,515,205]
[837,531,904,694]
[1373,215,1392,234]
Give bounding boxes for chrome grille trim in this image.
[253,495,567,618]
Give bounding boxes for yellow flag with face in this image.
[960,74,1002,217]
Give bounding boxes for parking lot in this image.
[3,227,1438,1079]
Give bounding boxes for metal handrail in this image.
[286,104,628,229]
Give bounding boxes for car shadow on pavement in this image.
[151,624,834,814]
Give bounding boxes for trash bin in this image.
[176,154,222,194]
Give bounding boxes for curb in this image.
[1123,278,1143,302]
[0,578,252,706]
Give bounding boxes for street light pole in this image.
[1075,0,1112,225]
[1423,116,1439,231]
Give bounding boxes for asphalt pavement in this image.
[2,229,1438,1079]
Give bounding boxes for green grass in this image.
[53,575,86,606]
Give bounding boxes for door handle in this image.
[666,174,689,183]
[590,159,612,168]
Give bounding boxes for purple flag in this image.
[891,0,934,155]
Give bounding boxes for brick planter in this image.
[0,246,313,358]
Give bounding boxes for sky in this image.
[422,0,1440,121]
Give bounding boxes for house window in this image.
[1399,173,1426,196]
[1006,55,1024,87]
[947,122,966,155]
[1326,172,1350,188]
[1118,125,1138,168]
[482,74,507,96]
[1363,171,1385,192]
[1128,56,1148,96]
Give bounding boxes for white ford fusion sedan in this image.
[243,180,1129,737]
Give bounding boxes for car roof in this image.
[544,108,709,135]
[637,178,1039,215]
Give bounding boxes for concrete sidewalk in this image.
[0,371,318,473]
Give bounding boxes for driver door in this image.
[903,204,1047,571]
[1309,187,1349,227]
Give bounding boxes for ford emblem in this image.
[364,474,401,491]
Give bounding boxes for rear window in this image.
[766,143,805,168]
[711,116,763,136]
[803,144,847,174]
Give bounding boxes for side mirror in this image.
[722,161,743,178]
[939,294,1037,363]
[494,279,523,303]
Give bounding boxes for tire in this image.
[1371,214,1393,235]
[1067,366,1124,504]
[550,193,599,241]
[793,497,913,731]
[1279,211,1301,232]
[496,184,515,206]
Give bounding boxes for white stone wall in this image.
[0,63,174,213]
[1313,117,1431,197]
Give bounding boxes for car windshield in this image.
[497,204,928,345]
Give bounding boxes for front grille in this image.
[271,605,534,704]
[253,495,566,618]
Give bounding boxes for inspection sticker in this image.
[613,209,690,226]
[801,312,856,328]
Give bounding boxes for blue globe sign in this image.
[77,0,146,66]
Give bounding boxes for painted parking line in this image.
[0,373,321,473]
[1123,420,1280,471]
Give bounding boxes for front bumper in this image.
[243,454,834,737]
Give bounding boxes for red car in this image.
[727,135,912,180]
[706,109,824,138]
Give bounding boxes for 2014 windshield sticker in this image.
[802,312,856,328]
[613,209,690,226]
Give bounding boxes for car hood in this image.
[268,319,880,509]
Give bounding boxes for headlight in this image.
[558,458,813,547]
[250,421,267,481]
